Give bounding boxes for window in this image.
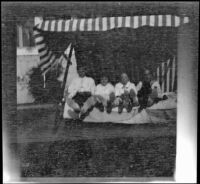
[17,18,35,47]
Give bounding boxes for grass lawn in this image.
[9,105,176,177]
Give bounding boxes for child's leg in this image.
[66,97,80,112]
[81,96,96,114]
[129,89,139,106]
[106,92,115,113]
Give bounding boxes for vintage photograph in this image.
[2,2,198,183]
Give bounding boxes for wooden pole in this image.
[54,43,74,128]
[61,44,74,93]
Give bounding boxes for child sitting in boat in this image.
[93,75,115,113]
[65,66,96,119]
[113,73,139,113]
[137,69,168,110]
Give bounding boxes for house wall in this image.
[17,47,78,104]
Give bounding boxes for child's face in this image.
[121,73,129,85]
[78,68,86,78]
[101,77,108,86]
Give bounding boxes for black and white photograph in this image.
[2,2,198,183]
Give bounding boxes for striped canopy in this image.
[33,15,189,74]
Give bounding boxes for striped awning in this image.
[35,15,189,32]
[33,15,189,74]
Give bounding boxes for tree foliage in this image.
[28,65,63,104]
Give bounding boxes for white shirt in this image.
[95,83,115,100]
[115,81,137,97]
[68,76,96,98]
[136,80,162,98]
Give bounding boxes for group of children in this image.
[64,66,167,120]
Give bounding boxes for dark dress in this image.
[72,92,92,108]
[137,81,152,109]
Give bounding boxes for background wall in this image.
[17,47,77,104]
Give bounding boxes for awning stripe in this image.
[110,17,115,29]
[163,15,167,26]
[122,17,126,28]
[133,16,139,28]
[125,16,130,27]
[91,18,95,31]
[95,17,99,31]
[158,15,163,27]
[65,20,70,31]
[71,19,77,31]
[83,18,87,31]
[57,20,63,32]
[183,16,189,24]
[44,20,50,31]
[138,16,143,27]
[166,15,171,26]
[34,15,188,75]
[99,17,103,31]
[79,19,85,31]
[115,16,118,28]
[102,17,107,31]
[150,15,155,27]
[87,18,93,31]
[142,15,147,26]
[51,20,56,31]
[154,15,159,27]
[118,17,122,28]
[130,16,134,28]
